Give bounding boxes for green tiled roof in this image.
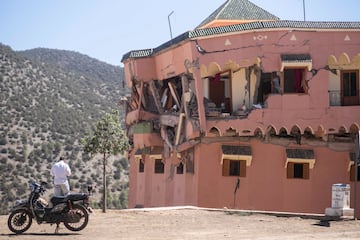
[222,145,252,155]
[286,149,314,159]
[197,0,279,28]
[281,54,312,62]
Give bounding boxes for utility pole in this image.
[168,11,174,40]
[354,131,360,220]
[302,0,306,21]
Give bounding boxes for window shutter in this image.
[303,163,310,179]
[223,159,230,176]
[287,162,294,178]
[350,165,355,181]
[240,160,246,177]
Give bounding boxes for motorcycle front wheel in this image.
[8,209,33,234]
[63,204,89,231]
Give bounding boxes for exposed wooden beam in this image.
[168,82,181,109]
[149,80,164,114]
[181,74,190,118]
[175,139,200,152]
[137,82,144,119]
[175,113,185,145]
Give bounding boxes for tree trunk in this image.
[102,153,107,213]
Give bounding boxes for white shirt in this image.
[51,160,71,185]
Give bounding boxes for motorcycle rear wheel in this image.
[8,209,32,234]
[63,204,89,231]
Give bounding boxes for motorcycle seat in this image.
[51,193,87,205]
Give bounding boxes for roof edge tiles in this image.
[121,21,360,62]
[281,54,312,62]
[121,48,153,62]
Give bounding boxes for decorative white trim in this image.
[285,158,315,169]
[225,39,232,46]
[149,154,162,161]
[135,154,142,162]
[221,154,252,166]
[253,35,267,41]
[280,62,312,72]
[348,161,354,172]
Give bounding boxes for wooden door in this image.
[341,70,359,106]
[209,79,225,108]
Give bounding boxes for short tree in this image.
[82,110,129,213]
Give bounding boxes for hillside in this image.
[0,43,129,214]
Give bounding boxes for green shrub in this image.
[0,136,7,145]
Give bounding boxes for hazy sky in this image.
[1,0,359,66]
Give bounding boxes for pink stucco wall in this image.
[129,139,359,215]
[123,57,156,86]
[125,27,360,215]
[196,140,353,214]
[192,30,360,73]
[128,154,199,208]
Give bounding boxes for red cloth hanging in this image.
[212,73,221,83]
[294,69,304,93]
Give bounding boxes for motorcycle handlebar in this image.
[30,181,47,194]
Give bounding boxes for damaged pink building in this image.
[121,0,360,215]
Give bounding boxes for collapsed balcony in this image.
[121,53,360,154]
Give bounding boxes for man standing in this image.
[51,156,71,196]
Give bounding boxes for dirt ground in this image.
[1,207,360,240]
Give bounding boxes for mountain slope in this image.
[0,43,129,213]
